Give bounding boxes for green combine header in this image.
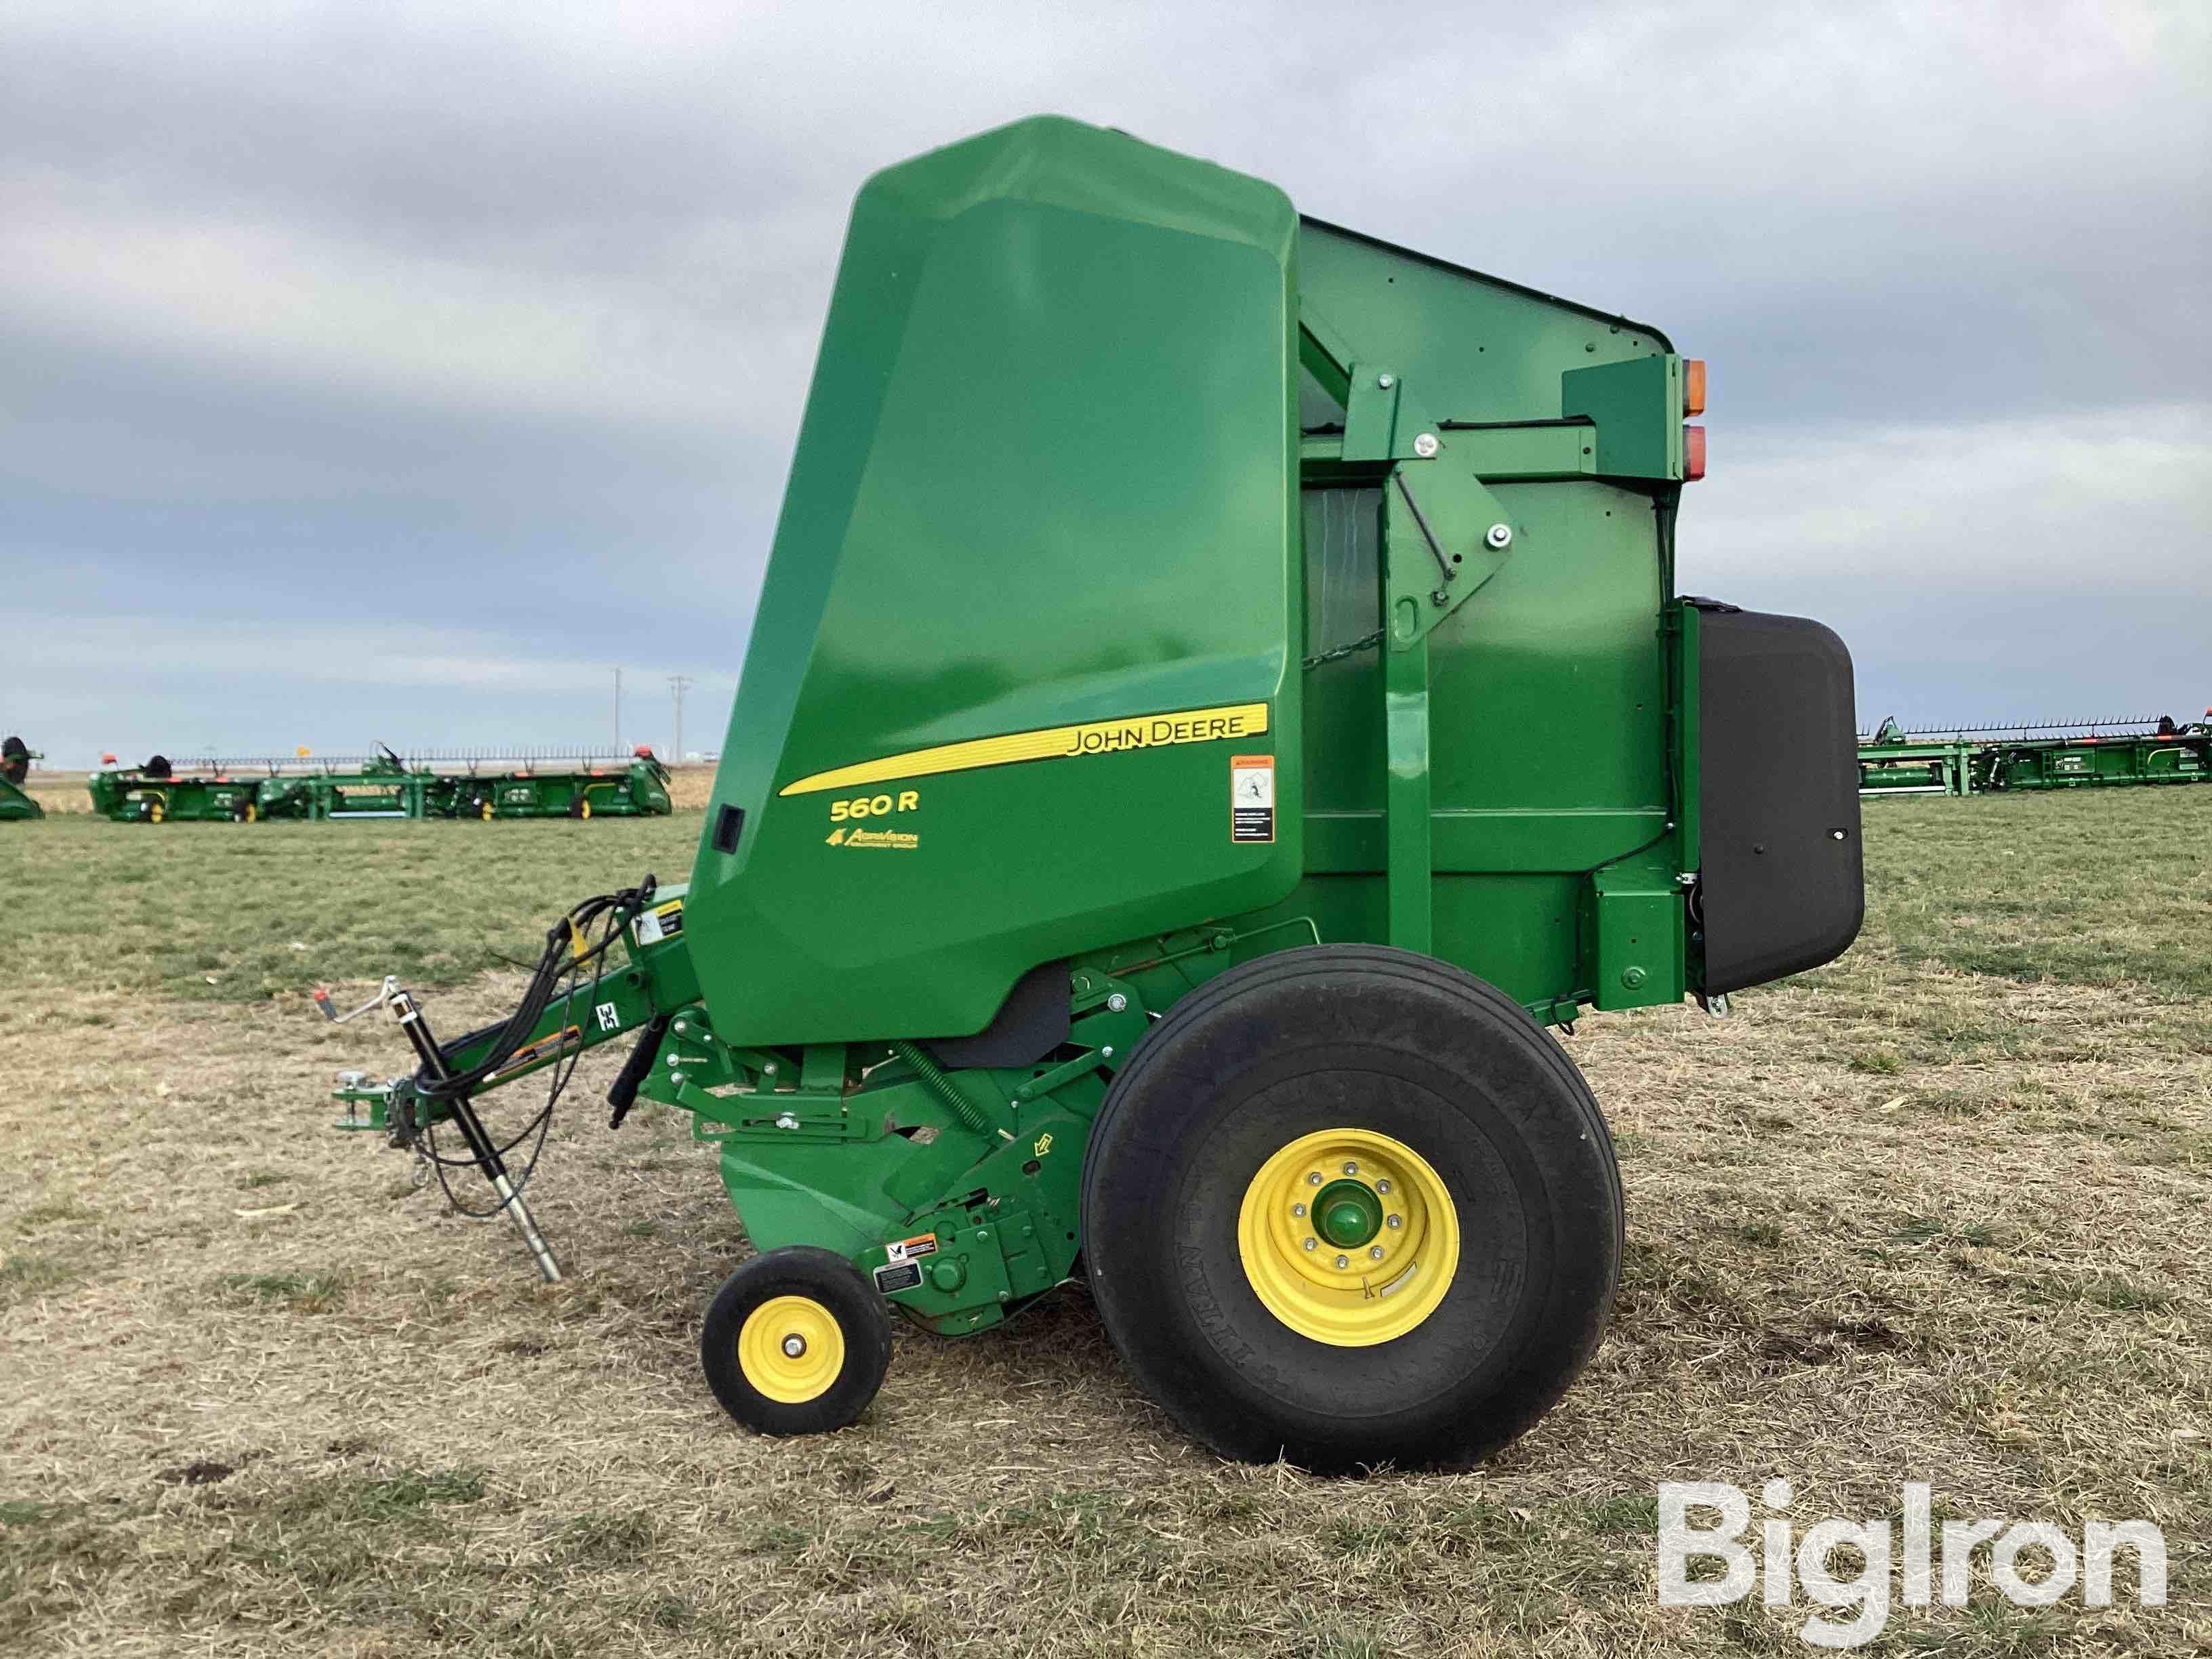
[89,747,672,822]
[1860,714,2211,796]
[322,118,1861,1472]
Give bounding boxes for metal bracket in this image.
[1381,462,1516,653]
[313,977,398,1025]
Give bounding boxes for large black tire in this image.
[1080,945,1622,1473]
[699,1246,893,1436]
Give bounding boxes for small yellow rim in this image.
[1237,1127,1460,1347]
[737,1294,845,1404]
[578,799,592,819]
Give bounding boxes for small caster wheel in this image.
[700,1246,892,1435]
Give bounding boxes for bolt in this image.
[1303,1237,1318,1252]
[1334,1254,1349,1269]
[1486,523,1513,549]
[1431,588,1449,606]
[1307,1172,1323,1187]
[1376,1179,1392,1195]
[1370,1246,1386,1261]
[775,1112,800,1130]
[1292,1202,1306,1217]
[667,1054,680,1069]
[1387,1214,1403,1229]
[1620,965,1648,989]
[1412,432,1439,458]
[1105,992,1128,1012]
[763,1063,776,1076]
[1343,1161,1358,1176]
[781,1334,806,1359]
[977,1229,990,1241]
[1101,1046,1114,1059]
[1377,372,1395,389]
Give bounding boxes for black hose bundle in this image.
[410,874,657,1219]
[413,875,655,1103]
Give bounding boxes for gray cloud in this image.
[4,1,2207,760]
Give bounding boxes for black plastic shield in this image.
[1696,604,1863,995]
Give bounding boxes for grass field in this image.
[3,791,2207,1656]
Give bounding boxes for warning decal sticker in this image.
[884,1233,939,1264]
[634,899,684,945]
[1231,754,1275,844]
[873,1261,923,1294]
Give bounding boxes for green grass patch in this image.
[211,1270,350,1313]
[12,811,701,1004]
[0,1252,83,1309]
[1862,790,2212,999]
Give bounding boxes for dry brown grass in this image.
[3,792,2207,1656]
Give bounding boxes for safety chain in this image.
[1300,628,1386,672]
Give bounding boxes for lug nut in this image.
[1303,1237,1318,1252]
[1370,1246,1386,1261]
[1307,1172,1323,1187]
[1376,1179,1393,1194]
[1292,1202,1306,1217]
[1334,1254,1349,1269]
[1343,1161,1359,1175]
[1387,1214,1403,1229]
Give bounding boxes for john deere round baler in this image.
[326,117,1860,1471]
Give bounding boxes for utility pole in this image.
[613,667,622,756]
[669,674,694,762]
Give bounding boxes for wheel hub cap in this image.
[737,1294,845,1404]
[1313,1179,1382,1248]
[1236,1128,1461,1347]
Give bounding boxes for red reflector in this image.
[1683,424,1706,481]
[1683,358,1706,416]
[101,752,117,764]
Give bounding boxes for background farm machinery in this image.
[1859,714,2211,798]
[1,737,43,821]
[89,746,672,823]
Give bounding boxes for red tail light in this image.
[1683,424,1706,482]
[101,752,117,764]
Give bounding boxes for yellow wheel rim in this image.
[148,801,165,823]
[479,800,494,820]
[736,1294,846,1404]
[578,799,591,819]
[1237,1127,1460,1347]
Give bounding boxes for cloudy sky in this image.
[5,1,2207,764]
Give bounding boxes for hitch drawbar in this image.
[317,978,565,1283]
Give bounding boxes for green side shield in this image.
[690,117,1304,1045]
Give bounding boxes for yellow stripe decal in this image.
[779,701,1270,796]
